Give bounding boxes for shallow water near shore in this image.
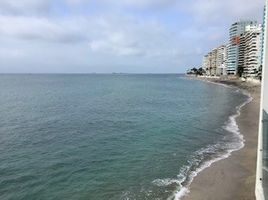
[0,74,248,200]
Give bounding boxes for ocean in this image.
[0,74,249,200]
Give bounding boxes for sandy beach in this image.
[183,78,261,200]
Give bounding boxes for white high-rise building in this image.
[202,54,209,72]
[243,25,262,77]
[227,20,258,75]
[202,45,227,76]
[203,52,213,76]
[211,48,217,76]
[216,45,227,76]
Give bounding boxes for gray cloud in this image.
[66,0,178,9]
[113,0,178,10]
[0,15,88,43]
[0,13,182,58]
[0,0,178,15]
[180,0,264,25]
[0,0,52,15]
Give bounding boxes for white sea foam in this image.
[152,85,253,200]
[172,187,189,200]
[152,178,181,187]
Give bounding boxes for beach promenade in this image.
[183,78,260,200]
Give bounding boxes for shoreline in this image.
[181,76,261,200]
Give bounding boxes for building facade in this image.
[211,48,217,76]
[216,45,227,76]
[238,24,262,77]
[202,45,227,76]
[203,52,213,76]
[238,33,246,76]
[202,54,209,74]
[227,20,258,75]
[243,25,262,77]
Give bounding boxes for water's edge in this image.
[162,79,253,200]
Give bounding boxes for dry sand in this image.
[182,78,261,200]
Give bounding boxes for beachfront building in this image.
[211,48,218,76]
[202,54,209,75]
[256,1,268,199]
[202,45,227,76]
[227,20,258,75]
[203,50,216,76]
[203,52,213,76]
[207,52,213,76]
[238,32,246,76]
[243,25,262,78]
[216,45,227,76]
[238,24,262,78]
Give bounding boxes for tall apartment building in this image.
[202,54,209,75]
[202,45,227,76]
[243,25,262,77]
[211,48,218,76]
[216,45,227,76]
[238,33,246,75]
[237,24,262,77]
[227,20,257,75]
[203,52,213,76]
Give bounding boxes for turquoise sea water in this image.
[0,74,249,200]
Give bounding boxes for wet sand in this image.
[183,77,261,200]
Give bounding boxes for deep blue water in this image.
[0,74,248,200]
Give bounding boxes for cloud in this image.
[89,32,143,56]
[66,0,178,10]
[0,15,87,43]
[0,12,182,58]
[181,0,264,25]
[0,12,186,73]
[0,0,178,16]
[115,0,178,10]
[87,16,178,58]
[0,0,52,15]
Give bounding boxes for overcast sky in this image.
[0,0,265,73]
